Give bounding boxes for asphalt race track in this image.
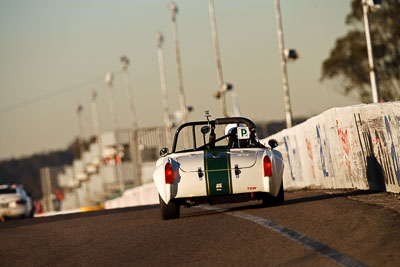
[1,190,399,266]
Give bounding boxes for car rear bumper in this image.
[172,192,268,207]
[0,206,26,218]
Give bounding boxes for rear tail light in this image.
[165,162,174,184]
[16,199,27,205]
[263,156,272,177]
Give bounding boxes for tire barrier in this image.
[261,101,400,193]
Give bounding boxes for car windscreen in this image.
[0,188,17,194]
[174,124,230,152]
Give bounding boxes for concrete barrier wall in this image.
[261,102,400,193]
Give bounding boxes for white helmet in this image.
[225,124,237,136]
[225,123,247,136]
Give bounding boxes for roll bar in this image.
[171,117,257,153]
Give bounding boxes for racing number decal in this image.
[204,149,233,196]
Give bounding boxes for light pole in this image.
[76,104,85,164]
[208,0,228,118]
[120,56,139,130]
[362,0,380,103]
[274,0,293,128]
[90,89,106,196]
[156,31,173,148]
[168,2,189,147]
[76,103,91,205]
[105,72,125,195]
[120,55,142,186]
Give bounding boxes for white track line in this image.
[199,205,367,267]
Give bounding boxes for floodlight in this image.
[156,31,164,43]
[105,72,113,85]
[284,49,299,61]
[222,83,233,91]
[168,2,178,15]
[120,55,130,69]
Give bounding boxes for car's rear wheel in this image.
[261,182,284,207]
[159,194,180,220]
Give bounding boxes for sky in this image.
[0,0,360,160]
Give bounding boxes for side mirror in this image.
[200,126,210,135]
[268,139,278,149]
[160,147,169,157]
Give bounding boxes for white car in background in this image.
[0,183,34,221]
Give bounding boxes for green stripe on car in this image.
[204,148,232,196]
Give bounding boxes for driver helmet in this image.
[225,123,246,136]
[225,123,238,136]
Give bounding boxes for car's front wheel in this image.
[29,205,35,218]
[159,194,180,220]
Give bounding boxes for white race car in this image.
[153,116,284,220]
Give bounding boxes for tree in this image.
[321,0,400,103]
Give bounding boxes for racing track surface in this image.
[1,190,399,266]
